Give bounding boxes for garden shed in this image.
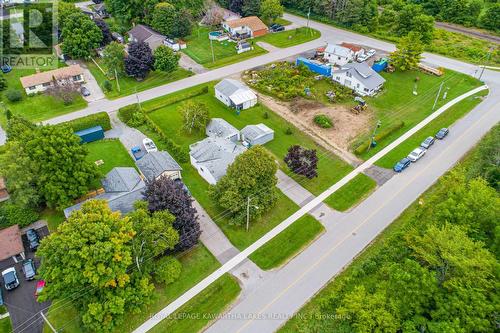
[75,126,104,143]
[241,124,274,146]
[215,79,257,110]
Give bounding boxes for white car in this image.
[142,138,158,153]
[407,147,426,162]
[357,54,368,62]
[366,49,376,58]
[2,267,20,290]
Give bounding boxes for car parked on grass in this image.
[2,268,20,291]
[420,136,435,149]
[26,229,40,251]
[408,147,426,162]
[35,280,45,299]
[393,157,411,172]
[80,86,91,96]
[22,259,36,281]
[435,128,449,140]
[270,23,285,32]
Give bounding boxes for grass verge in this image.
[324,173,377,211]
[0,316,13,332]
[255,27,321,48]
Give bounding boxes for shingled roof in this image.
[224,16,267,32]
[20,64,84,88]
[136,151,182,182]
[0,225,24,261]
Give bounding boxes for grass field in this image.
[324,174,377,211]
[86,60,193,99]
[84,139,136,176]
[182,26,267,69]
[255,27,321,48]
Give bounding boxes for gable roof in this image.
[335,62,386,90]
[340,42,363,53]
[325,43,352,58]
[0,225,24,261]
[93,3,106,11]
[215,79,257,105]
[206,118,239,139]
[128,24,165,42]
[20,64,84,88]
[136,151,182,182]
[101,167,144,193]
[241,123,273,141]
[224,16,267,32]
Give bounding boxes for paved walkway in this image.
[256,41,280,52]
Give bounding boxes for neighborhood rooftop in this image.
[224,16,267,31]
[340,42,363,52]
[102,167,144,193]
[207,118,239,139]
[128,24,164,42]
[136,151,182,182]
[325,43,352,58]
[336,62,386,90]
[0,225,24,261]
[215,79,257,106]
[241,124,273,142]
[20,64,84,88]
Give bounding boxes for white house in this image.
[222,16,268,38]
[20,64,85,94]
[332,62,385,96]
[206,118,240,142]
[164,38,187,51]
[241,124,274,146]
[215,79,257,110]
[324,43,354,66]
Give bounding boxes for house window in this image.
[335,76,340,81]
[346,72,352,78]
[28,86,36,90]
[338,56,341,60]
[356,83,360,88]
[364,88,369,92]
[200,167,204,172]
[73,75,82,81]
[42,82,51,87]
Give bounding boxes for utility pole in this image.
[135,87,142,111]
[478,47,493,81]
[432,82,444,111]
[306,7,311,35]
[115,69,120,93]
[40,312,57,333]
[367,120,381,152]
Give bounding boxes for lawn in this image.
[324,173,377,211]
[255,27,321,48]
[86,59,193,99]
[274,17,292,26]
[40,208,66,231]
[182,26,268,69]
[84,139,136,176]
[0,316,12,332]
[44,245,226,333]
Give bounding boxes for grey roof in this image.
[241,124,273,141]
[128,24,164,42]
[136,151,182,182]
[325,43,352,58]
[101,167,143,193]
[206,118,239,139]
[336,62,386,90]
[94,3,105,11]
[215,79,250,97]
[189,137,246,181]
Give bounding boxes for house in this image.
[241,124,274,146]
[206,118,240,142]
[340,42,365,60]
[324,43,354,66]
[0,225,25,263]
[215,79,258,110]
[20,64,85,94]
[236,40,252,54]
[0,177,9,202]
[222,16,268,38]
[189,137,246,185]
[64,167,146,217]
[128,24,165,51]
[92,3,108,18]
[332,62,385,96]
[136,151,182,182]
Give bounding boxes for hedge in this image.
[144,113,190,163]
[0,203,39,229]
[355,121,405,155]
[61,112,111,132]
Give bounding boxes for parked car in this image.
[366,49,376,58]
[357,53,368,62]
[143,138,158,153]
[420,136,435,149]
[1,64,12,73]
[393,157,411,172]
[408,147,426,162]
[2,268,20,290]
[35,280,45,299]
[22,259,36,280]
[435,127,449,140]
[26,228,40,251]
[270,23,285,32]
[80,86,91,96]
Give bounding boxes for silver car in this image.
[408,147,426,162]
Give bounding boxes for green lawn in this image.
[86,60,193,99]
[85,139,136,176]
[45,245,224,333]
[182,26,268,69]
[274,17,292,26]
[250,215,324,269]
[0,316,13,333]
[376,90,488,168]
[324,173,377,211]
[150,274,240,333]
[40,208,66,231]
[255,27,321,48]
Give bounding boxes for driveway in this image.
[66,60,106,102]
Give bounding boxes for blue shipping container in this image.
[296,57,332,77]
[372,60,388,73]
[75,125,104,143]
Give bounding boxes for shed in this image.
[0,225,25,262]
[241,124,274,146]
[215,79,257,110]
[75,126,104,143]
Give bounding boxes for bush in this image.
[6,89,22,102]
[314,114,333,128]
[285,127,293,135]
[103,80,112,92]
[0,203,39,229]
[61,112,112,132]
[118,104,139,124]
[153,256,182,285]
[354,121,405,155]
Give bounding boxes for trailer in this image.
[296,57,332,77]
[75,126,104,143]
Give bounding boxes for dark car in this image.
[2,268,20,291]
[22,259,36,280]
[420,136,435,149]
[80,86,91,97]
[26,229,40,251]
[393,157,411,172]
[435,128,449,140]
[270,23,285,32]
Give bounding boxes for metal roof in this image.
[325,43,352,58]
[101,167,144,193]
[206,118,239,139]
[136,151,182,182]
[334,62,386,90]
[215,79,257,106]
[241,124,273,141]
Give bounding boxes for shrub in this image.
[314,114,333,128]
[118,104,139,124]
[153,256,182,285]
[61,112,112,132]
[354,121,405,155]
[0,203,39,229]
[6,89,22,102]
[128,110,146,127]
[144,114,189,163]
[263,111,269,119]
[285,127,293,135]
[103,80,112,92]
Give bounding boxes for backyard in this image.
[255,27,321,48]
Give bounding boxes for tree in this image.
[260,0,284,23]
[172,8,193,38]
[390,31,424,71]
[210,146,278,225]
[229,0,244,14]
[143,176,201,251]
[242,0,261,16]
[151,2,177,36]
[179,101,210,134]
[57,2,81,30]
[62,12,103,59]
[202,0,225,26]
[284,145,318,179]
[153,256,182,285]
[94,19,114,46]
[45,77,80,105]
[154,45,180,73]
[125,42,154,80]
[37,200,154,332]
[103,41,126,77]
[480,3,500,32]
[0,72,7,91]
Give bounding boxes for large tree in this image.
[242,0,261,16]
[151,2,177,36]
[210,146,278,226]
[62,12,103,59]
[125,41,154,80]
[94,19,114,46]
[390,31,424,71]
[179,101,210,134]
[37,200,154,332]
[57,2,81,31]
[284,145,318,179]
[143,176,201,251]
[154,45,180,73]
[260,0,284,23]
[103,41,126,77]
[480,3,500,32]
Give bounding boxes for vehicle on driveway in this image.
[22,259,36,280]
[35,280,45,299]
[357,53,368,62]
[435,127,449,140]
[270,23,285,32]
[143,138,158,153]
[393,157,411,172]
[131,146,145,160]
[366,49,376,58]
[2,268,20,290]
[80,86,91,96]
[420,136,435,149]
[26,229,40,251]
[408,147,426,162]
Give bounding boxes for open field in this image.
[256,27,321,48]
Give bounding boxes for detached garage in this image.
[215,79,258,111]
[241,123,274,146]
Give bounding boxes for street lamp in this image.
[246,197,259,232]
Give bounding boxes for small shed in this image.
[75,126,104,143]
[215,79,257,110]
[241,124,274,146]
